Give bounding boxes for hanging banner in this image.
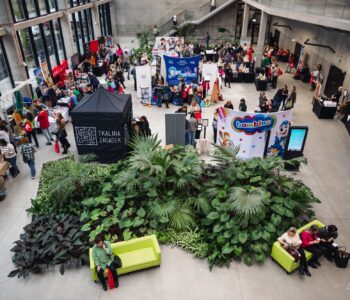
[52,60,68,78]
[202,63,218,94]
[217,109,293,159]
[164,55,200,86]
[39,58,54,87]
[152,37,185,56]
[136,65,152,100]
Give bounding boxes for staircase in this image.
[159,0,238,36]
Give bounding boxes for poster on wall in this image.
[164,55,200,86]
[39,58,54,87]
[202,63,218,94]
[136,65,152,99]
[217,108,293,159]
[152,37,185,56]
[297,46,306,70]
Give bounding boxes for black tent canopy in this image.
[71,87,132,163]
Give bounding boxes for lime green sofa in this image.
[271,220,325,274]
[89,234,161,281]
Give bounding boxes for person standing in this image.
[20,137,36,179]
[0,139,19,178]
[270,63,279,89]
[205,32,211,49]
[23,111,39,148]
[36,106,53,145]
[172,15,177,27]
[188,113,197,147]
[55,113,70,155]
[210,0,216,11]
[153,25,159,37]
[212,110,218,144]
[92,234,119,291]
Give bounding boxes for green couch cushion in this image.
[119,247,157,269]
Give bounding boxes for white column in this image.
[57,1,75,58]
[255,11,268,67]
[241,3,250,38]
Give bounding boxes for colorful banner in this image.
[40,58,54,87]
[217,109,293,159]
[52,60,68,78]
[152,37,184,56]
[164,55,200,86]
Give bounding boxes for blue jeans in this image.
[188,131,195,146]
[7,156,19,176]
[42,128,53,143]
[27,159,36,178]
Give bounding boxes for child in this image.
[239,98,247,112]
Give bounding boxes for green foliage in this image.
[8,214,89,278]
[14,138,320,277]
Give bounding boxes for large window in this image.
[9,0,58,22]
[52,19,66,61]
[0,38,14,94]
[70,0,91,8]
[99,3,112,37]
[71,8,95,55]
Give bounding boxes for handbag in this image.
[334,247,349,268]
[113,255,122,268]
[54,140,60,154]
[107,269,115,289]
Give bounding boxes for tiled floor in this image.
[0,64,350,300]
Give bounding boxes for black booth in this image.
[71,87,132,163]
[312,99,337,119]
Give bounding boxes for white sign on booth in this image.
[136,65,152,100]
[202,63,218,95]
[217,108,293,159]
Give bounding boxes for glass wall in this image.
[0,38,14,94]
[71,8,95,55]
[99,3,112,36]
[9,0,58,22]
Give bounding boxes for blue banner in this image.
[164,55,200,86]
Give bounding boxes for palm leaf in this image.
[212,144,240,164]
[228,187,268,216]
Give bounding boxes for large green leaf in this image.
[207,212,220,220]
[222,244,234,254]
[238,232,249,244]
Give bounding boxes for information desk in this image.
[312,100,337,119]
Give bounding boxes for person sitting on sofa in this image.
[92,234,119,291]
[300,225,325,269]
[318,224,338,261]
[278,227,311,276]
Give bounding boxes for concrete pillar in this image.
[241,3,250,38]
[57,0,75,58]
[0,0,29,93]
[91,0,101,38]
[256,11,268,67]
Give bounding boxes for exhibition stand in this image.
[71,87,132,163]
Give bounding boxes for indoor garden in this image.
[9,135,320,278]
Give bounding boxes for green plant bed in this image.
[10,136,320,278]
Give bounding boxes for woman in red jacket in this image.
[300,225,325,269]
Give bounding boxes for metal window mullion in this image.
[83,9,91,41]
[58,19,67,60]
[72,13,81,56]
[88,8,95,39]
[78,11,86,50]
[106,3,112,36]
[28,27,40,67]
[39,24,53,77]
[49,20,60,65]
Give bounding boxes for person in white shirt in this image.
[278,227,311,277]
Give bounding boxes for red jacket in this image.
[37,110,50,129]
[300,231,318,248]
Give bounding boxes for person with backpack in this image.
[20,136,36,179]
[23,111,39,148]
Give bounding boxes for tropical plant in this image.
[8,214,89,278]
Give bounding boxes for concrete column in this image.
[91,0,101,38]
[256,11,268,67]
[0,0,29,93]
[241,3,250,38]
[57,0,75,58]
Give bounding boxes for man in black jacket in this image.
[318,224,338,261]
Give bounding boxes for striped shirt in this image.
[0,143,16,159]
